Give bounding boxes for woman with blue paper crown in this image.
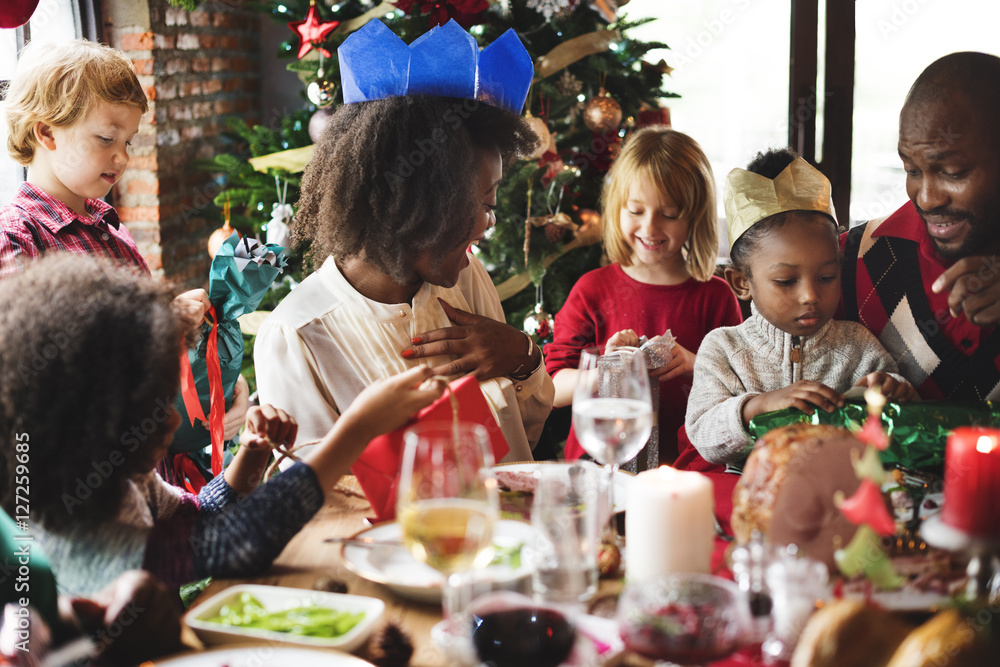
[255,19,554,463]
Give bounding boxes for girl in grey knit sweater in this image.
[685,150,916,466]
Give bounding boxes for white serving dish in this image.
[185,583,384,652]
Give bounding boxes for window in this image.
[625,0,792,259]
[850,1,1000,225]
[0,0,96,205]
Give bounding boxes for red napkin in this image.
[351,374,510,522]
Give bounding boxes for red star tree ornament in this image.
[289,1,340,60]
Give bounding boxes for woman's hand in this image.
[855,372,919,403]
[339,366,447,443]
[403,299,539,381]
[653,342,695,381]
[742,381,844,426]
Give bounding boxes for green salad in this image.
[205,593,365,638]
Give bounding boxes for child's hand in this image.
[605,329,640,352]
[240,404,297,451]
[855,372,919,403]
[173,288,211,332]
[340,366,446,443]
[69,570,182,664]
[653,341,695,381]
[743,381,844,425]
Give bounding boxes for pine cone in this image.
[370,621,414,667]
[545,222,566,243]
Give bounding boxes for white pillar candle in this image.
[625,465,715,584]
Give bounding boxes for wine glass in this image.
[572,345,653,512]
[397,422,499,627]
[617,573,751,666]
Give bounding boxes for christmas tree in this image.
[199,0,676,334]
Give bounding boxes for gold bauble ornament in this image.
[207,219,235,258]
[583,87,622,134]
[207,197,237,258]
[576,208,603,246]
[524,114,551,161]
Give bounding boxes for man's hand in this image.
[932,254,1000,326]
[403,299,537,380]
[855,372,919,403]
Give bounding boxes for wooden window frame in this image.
[789,0,855,223]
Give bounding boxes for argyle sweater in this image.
[841,202,1000,400]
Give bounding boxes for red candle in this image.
[942,427,1000,537]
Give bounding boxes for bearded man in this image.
[841,52,1000,400]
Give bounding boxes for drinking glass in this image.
[572,346,653,512]
[397,422,499,624]
[618,573,751,666]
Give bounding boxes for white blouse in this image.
[254,254,553,463]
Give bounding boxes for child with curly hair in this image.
[0,254,445,596]
[544,127,742,464]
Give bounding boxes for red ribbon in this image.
[171,453,208,494]
[178,305,226,477]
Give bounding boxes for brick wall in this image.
[103,0,261,286]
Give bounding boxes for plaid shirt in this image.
[0,182,149,277]
[841,201,1000,400]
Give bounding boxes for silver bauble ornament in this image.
[307,68,336,107]
[308,108,334,143]
[523,303,553,342]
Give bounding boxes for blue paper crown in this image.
[339,19,533,114]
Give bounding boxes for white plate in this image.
[155,645,376,666]
[341,520,535,603]
[494,460,632,513]
[185,584,384,652]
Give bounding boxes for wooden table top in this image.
[185,476,496,666]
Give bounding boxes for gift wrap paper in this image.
[748,401,1000,471]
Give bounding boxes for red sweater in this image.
[544,263,742,462]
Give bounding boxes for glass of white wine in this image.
[397,421,499,625]
[572,346,653,513]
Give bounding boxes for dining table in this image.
[178,474,766,667]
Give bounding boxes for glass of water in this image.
[571,346,653,513]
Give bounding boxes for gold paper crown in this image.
[723,157,838,251]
